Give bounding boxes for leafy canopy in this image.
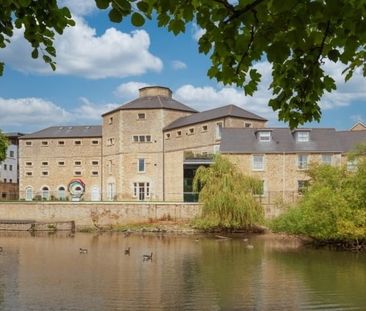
[193,155,264,230]
[0,130,8,162]
[2,0,366,127]
[0,0,75,75]
[271,159,366,241]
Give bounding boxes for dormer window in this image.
[258,131,271,142]
[296,131,310,142]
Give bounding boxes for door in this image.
[91,186,100,201]
[138,182,145,201]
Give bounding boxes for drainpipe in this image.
[282,152,285,201]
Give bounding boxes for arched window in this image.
[58,186,66,200]
[41,186,49,200]
[25,187,33,201]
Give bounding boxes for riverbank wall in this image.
[0,202,201,229]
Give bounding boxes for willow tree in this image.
[193,155,263,230]
[0,130,8,162]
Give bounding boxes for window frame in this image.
[296,131,310,142]
[138,158,145,173]
[252,154,264,171]
[258,131,271,142]
[297,154,309,170]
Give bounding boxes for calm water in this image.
[0,232,365,311]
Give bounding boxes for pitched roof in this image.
[220,128,343,153]
[4,132,25,138]
[164,105,267,131]
[20,126,102,139]
[102,96,197,116]
[336,131,366,152]
[350,121,366,131]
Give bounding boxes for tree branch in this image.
[212,0,235,12]
[316,20,331,64]
[236,25,255,74]
[225,0,266,24]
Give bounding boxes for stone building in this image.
[18,86,366,204]
[0,132,24,200]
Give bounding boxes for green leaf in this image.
[137,1,149,12]
[328,49,339,63]
[96,0,110,9]
[18,0,31,7]
[109,8,123,23]
[131,12,145,27]
[31,48,38,59]
[0,63,4,76]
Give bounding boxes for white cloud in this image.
[0,17,163,79]
[0,97,118,132]
[171,60,187,70]
[320,61,366,110]
[0,97,71,131]
[114,81,151,99]
[73,97,118,121]
[58,0,97,16]
[191,23,206,41]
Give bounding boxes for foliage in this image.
[271,160,366,241]
[0,0,75,75]
[0,130,8,162]
[192,155,264,230]
[1,1,366,127]
[94,0,366,128]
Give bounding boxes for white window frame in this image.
[41,186,50,200]
[296,131,310,142]
[216,122,223,140]
[258,131,271,142]
[57,186,66,200]
[297,154,308,170]
[252,154,264,171]
[25,187,33,201]
[321,154,332,165]
[137,113,146,120]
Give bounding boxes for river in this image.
[0,232,365,310]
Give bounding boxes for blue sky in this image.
[0,0,365,133]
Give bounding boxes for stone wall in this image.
[0,202,201,228]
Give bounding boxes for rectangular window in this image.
[3,164,7,170]
[252,155,264,170]
[42,171,48,176]
[58,141,65,145]
[41,141,48,146]
[216,122,223,139]
[41,161,48,166]
[26,141,32,146]
[202,125,208,132]
[26,172,33,176]
[74,140,81,145]
[74,171,82,176]
[109,117,113,125]
[165,133,171,139]
[133,182,150,200]
[245,122,252,128]
[9,151,14,157]
[107,138,115,146]
[296,131,310,142]
[91,161,99,166]
[347,159,358,172]
[92,171,99,176]
[58,161,65,166]
[137,113,146,120]
[177,131,182,137]
[254,180,265,196]
[25,162,32,166]
[133,135,152,143]
[322,154,332,165]
[298,154,308,170]
[108,160,113,174]
[74,161,82,166]
[92,140,99,145]
[298,180,309,194]
[188,128,195,135]
[9,165,13,171]
[138,158,145,172]
[258,131,271,142]
[133,182,137,197]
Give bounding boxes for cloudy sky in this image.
[0,0,365,133]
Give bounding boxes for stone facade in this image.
[19,136,102,201]
[17,86,366,207]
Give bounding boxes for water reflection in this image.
[0,232,365,310]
